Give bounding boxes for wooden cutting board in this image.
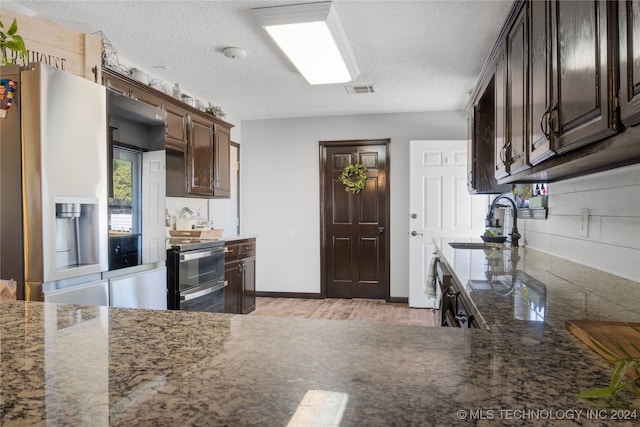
[566,319,640,378]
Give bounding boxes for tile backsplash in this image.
[166,197,237,237]
[522,163,640,282]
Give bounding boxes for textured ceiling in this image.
[7,0,513,121]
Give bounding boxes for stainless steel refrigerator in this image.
[103,90,168,310]
[0,62,109,303]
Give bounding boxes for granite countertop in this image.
[165,235,254,251]
[224,235,256,243]
[0,239,639,425]
[435,237,640,331]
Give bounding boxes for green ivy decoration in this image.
[0,17,28,66]
[339,163,367,194]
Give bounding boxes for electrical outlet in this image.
[580,208,589,237]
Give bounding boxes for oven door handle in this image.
[180,248,224,262]
[180,280,228,302]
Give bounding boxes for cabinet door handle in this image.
[541,102,559,139]
[547,102,559,137]
[455,313,468,323]
[444,309,459,327]
[540,104,552,139]
[499,141,510,164]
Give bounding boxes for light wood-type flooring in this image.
[251,297,440,327]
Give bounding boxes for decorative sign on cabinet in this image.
[0,9,102,81]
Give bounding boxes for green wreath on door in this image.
[339,163,367,194]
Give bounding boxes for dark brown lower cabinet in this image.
[224,259,241,313]
[224,238,256,314]
[437,260,478,329]
[240,254,256,314]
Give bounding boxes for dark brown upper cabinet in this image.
[619,0,640,127]
[549,0,618,153]
[467,75,512,194]
[103,71,130,96]
[130,86,163,110]
[529,0,556,165]
[501,0,615,178]
[506,4,530,175]
[466,0,640,186]
[164,103,189,151]
[185,118,231,198]
[494,44,510,180]
[101,67,234,199]
[187,115,215,196]
[214,125,231,198]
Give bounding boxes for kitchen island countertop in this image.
[1,242,639,425]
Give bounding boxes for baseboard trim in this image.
[256,292,408,303]
[256,291,324,299]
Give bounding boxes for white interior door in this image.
[409,140,488,308]
[142,150,166,264]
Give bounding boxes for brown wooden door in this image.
[320,140,390,300]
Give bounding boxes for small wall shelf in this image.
[518,208,548,220]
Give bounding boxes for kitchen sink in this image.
[448,242,505,249]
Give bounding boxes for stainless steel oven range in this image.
[167,239,226,312]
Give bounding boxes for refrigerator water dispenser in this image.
[55,199,100,270]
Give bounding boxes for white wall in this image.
[522,164,640,283]
[240,111,467,298]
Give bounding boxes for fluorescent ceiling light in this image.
[253,2,360,85]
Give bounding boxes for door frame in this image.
[319,139,391,299]
[231,141,240,236]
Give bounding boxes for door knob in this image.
[411,230,423,236]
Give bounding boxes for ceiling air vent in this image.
[345,84,376,94]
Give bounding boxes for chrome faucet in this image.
[486,194,521,247]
